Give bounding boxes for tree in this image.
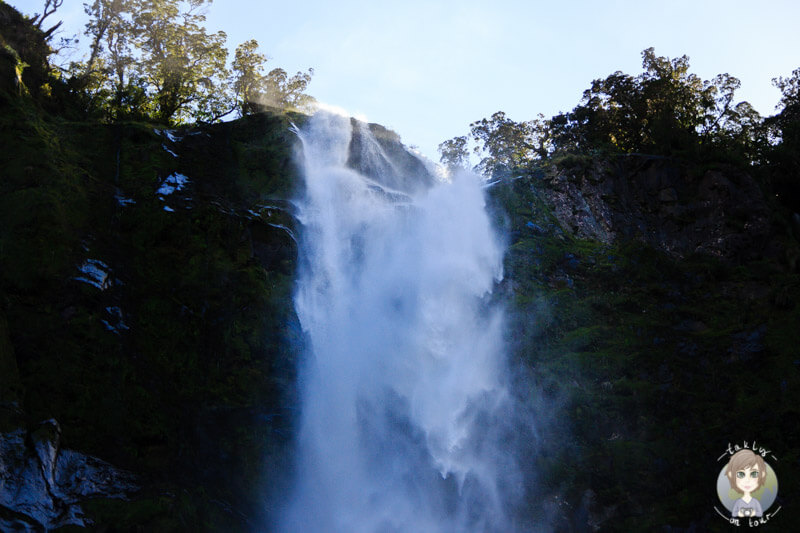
[770,67,800,145]
[766,67,800,212]
[135,0,231,123]
[82,0,128,79]
[551,71,646,152]
[231,40,314,114]
[75,0,233,123]
[438,135,469,171]
[443,48,770,178]
[261,67,314,111]
[547,48,763,159]
[469,111,538,175]
[76,0,144,119]
[76,0,313,123]
[231,39,267,115]
[29,0,64,41]
[638,47,712,150]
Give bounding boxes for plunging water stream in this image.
[278,112,523,532]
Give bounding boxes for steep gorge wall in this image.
[492,157,800,531]
[1,92,306,528]
[534,155,785,263]
[3,8,799,528]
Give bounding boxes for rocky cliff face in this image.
[490,155,800,531]
[0,95,306,527]
[2,7,798,529]
[536,155,781,264]
[346,119,437,194]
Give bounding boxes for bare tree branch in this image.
[42,20,63,40]
[33,0,64,30]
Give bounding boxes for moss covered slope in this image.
[491,157,800,531]
[1,75,306,527]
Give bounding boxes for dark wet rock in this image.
[573,489,617,532]
[674,319,709,333]
[0,420,138,530]
[677,341,700,358]
[728,325,767,362]
[658,187,678,203]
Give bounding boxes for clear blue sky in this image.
[12,0,800,162]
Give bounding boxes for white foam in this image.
[279,112,521,532]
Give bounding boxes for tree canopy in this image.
[547,48,764,158]
[765,67,800,211]
[444,48,790,177]
[52,0,315,124]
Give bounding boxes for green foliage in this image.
[451,48,776,177]
[437,134,468,171]
[231,38,267,115]
[135,0,230,123]
[549,48,764,159]
[73,0,232,124]
[4,1,315,124]
[0,2,56,99]
[261,66,315,111]
[765,67,800,212]
[46,0,315,125]
[219,38,317,116]
[467,111,551,175]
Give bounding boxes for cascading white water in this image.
[278,111,523,532]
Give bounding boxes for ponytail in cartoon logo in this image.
[715,442,781,526]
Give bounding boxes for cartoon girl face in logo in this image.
[725,450,767,518]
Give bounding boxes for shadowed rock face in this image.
[538,156,774,263]
[346,119,436,195]
[0,419,138,531]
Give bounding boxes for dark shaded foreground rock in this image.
[0,419,138,531]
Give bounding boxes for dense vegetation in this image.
[11,0,314,124]
[2,1,800,531]
[441,48,800,213]
[455,49,800,531]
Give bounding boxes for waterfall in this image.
[278,111,523,532]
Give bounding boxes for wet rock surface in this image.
[347,119,437,194]
[0,419,138,530]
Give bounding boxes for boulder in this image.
[0,419,138,530]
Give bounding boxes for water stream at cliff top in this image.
[278,112,523,532]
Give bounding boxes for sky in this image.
[11,0,800,162]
